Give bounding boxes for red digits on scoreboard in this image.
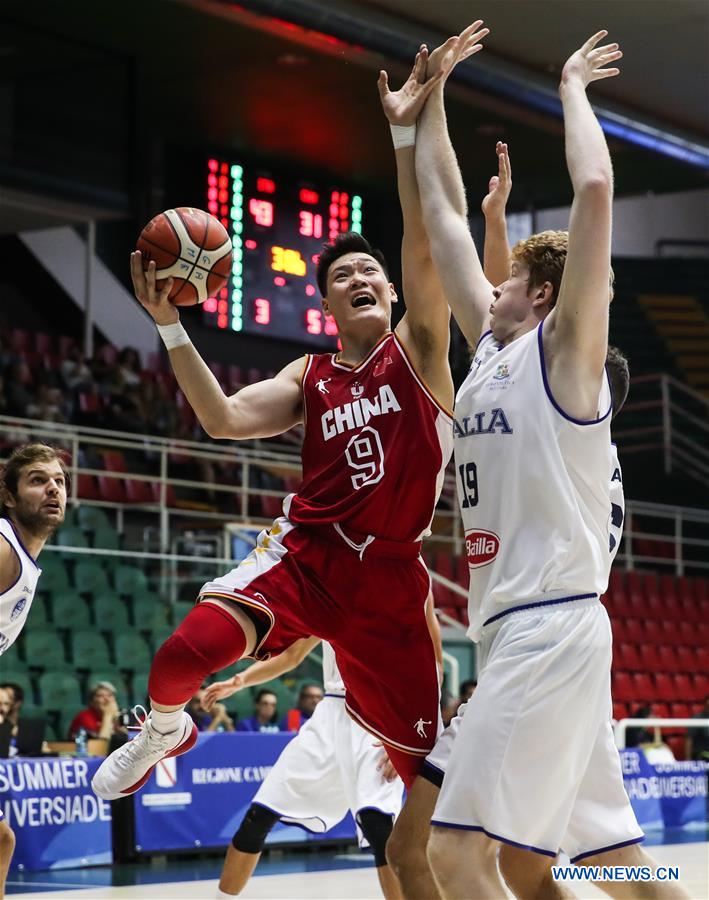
[299,211,323,239]
[254,299,271,325]
[306,309,323,335]
[249,198,274,227]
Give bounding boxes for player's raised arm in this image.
[481,142,512,287]
[377,48,449,364]
[415,23,495,346]
[131,252,304,440]
[544,32,622,419]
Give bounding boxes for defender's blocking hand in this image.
[378,46,444,127]
[426,20,489,80]
[481,141,512,219]
[561,31,622,90]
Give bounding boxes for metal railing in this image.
[614,718,709,749]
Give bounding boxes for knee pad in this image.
[232,803,280,854]
[357,808,394,868]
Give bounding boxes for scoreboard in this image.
[204,157,363,348]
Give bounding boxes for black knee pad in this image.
[232,803,280,853]
[356,807,394,868]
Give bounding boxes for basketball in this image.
[136,207,232,306]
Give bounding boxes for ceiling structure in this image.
[0,0,707,224]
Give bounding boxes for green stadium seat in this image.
[58,706,79,740]
[1,671,35,705]
[92,527,120,551]
[60,506,78,528]
[132,593,169,631]
[24,596,50,630]
[54,527,88,548]
[131,669,151,707]
[24,630,68,669]
[171,601,194,625]
[51,591,91,629]
[71,630,111,670]
[86,670,130,708]
[149,626,174,653]
[94,592,130,631]
[0,644,26,670]
[74,560,110,595]
[226,689,258,723]
[76,505,111,532]
[43,722,58,742]
[39,672,82,711]
[35,554,70,594]
[113,632,152,671]
[114,565,149,596]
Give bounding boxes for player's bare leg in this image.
[0,820,15,900]
[386,777,440,899]
[427,828,505,899]
[586,844,692,899]
[499,845,575,899]
[376,862,404,899]
[218,845,261,896]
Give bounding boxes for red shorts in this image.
[199,517,440,780]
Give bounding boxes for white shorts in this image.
[431,597,644,862]
[254,695,404,844]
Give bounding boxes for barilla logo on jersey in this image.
[10,598,27,620]
[321,384,401,441]
[465,529,500,568]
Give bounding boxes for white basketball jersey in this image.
[608,444,624,565]
[321,642,345,696]
[0,518,42,655]
[455,324,613,640]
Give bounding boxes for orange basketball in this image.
[136,207,232,306]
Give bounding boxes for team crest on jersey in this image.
[373,355,393,377]
[10,598,27,620]
[465,529,500,568]
[351,381,365,399]
[493,362,510,380]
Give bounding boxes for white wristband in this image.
[390,123,416,150]
[156,321,190,351]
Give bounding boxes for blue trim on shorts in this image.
[420,760,445,788]
[430,820,557,858]
[324,693,345,699]
[252,801,327,835]
[570,834,645,864]
[482,592,598,627]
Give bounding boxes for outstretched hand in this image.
[202,674,245,711]
[561,31,622,90]
[481,141,512,219]
[130,251,178,326]
[426,20,489,80]
[378,45,444,127]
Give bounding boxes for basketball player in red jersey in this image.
[92,50,478,804]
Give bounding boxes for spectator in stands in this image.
[0,683,22,731]
[686,695,709,762]
[236,689,281,733]
[459,679,477,702]
[60,345,94,393]
[69,681,125,741]
[0,688,11,725]
[625,704,653,747]
[280,683,323,732]
[26,385,68,424]
[116,347,142,389]
[5,360,33,417]
[186,683,234,732]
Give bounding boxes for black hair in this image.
[606,345,630,419]
[1,682,24,704]
[255,688,277,703]
[298,683,323,699]
[459,679,477,696]
[315,232,389,297]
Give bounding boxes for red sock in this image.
[148,603,247,706]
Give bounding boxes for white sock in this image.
[150,706,184,735]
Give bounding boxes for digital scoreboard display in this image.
[204,158,363,348]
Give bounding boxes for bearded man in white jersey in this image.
[0,444,67,898]
[410,23,691,900]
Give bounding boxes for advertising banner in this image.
[620,749,708,831]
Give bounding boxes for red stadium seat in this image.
[679,596,701,625]
[695,647,708,670]
[58,335,76,356]
[692,577,708,605]
[642,572,659,603]
[455,555,468,588]
[101,451,128,473]
[261,496,283,519]
[627,593,646,620]
[638,644,660,671]
[125,480,153,504]
[650,702,670,719]
[98,476,128,504]
[643,620,663,645]
[247,367,263,384]
[676,646,696,673]
[625,619,644,644]
[670,702,691,720]
[692,674,709,703]
[616,643,641,671]
[661,620,681,645]
[150,483,177,507]
[626,570,644,604]
[76,474,99,501]
[665,736,686,760]
[611,671,634,703]
[631,673,656,702]
[9,328,30,351]
[657,645,680,674]
[653,674,675,703]
[34,332,54,353]
[610,618,627,643]
[678,621,699,647]
[698,623,709,647]
[612,702,628,721]
[78,393,102,414]
[208,361,225,382]
[645,594,664,621]
[673,674,693,702]
[659,573,678,604]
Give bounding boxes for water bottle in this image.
[75,727,88,757]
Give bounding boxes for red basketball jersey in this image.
[286,332,454,543]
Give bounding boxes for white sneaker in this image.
[92,707,198,801]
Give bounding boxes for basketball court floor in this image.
[7,831,708,899]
